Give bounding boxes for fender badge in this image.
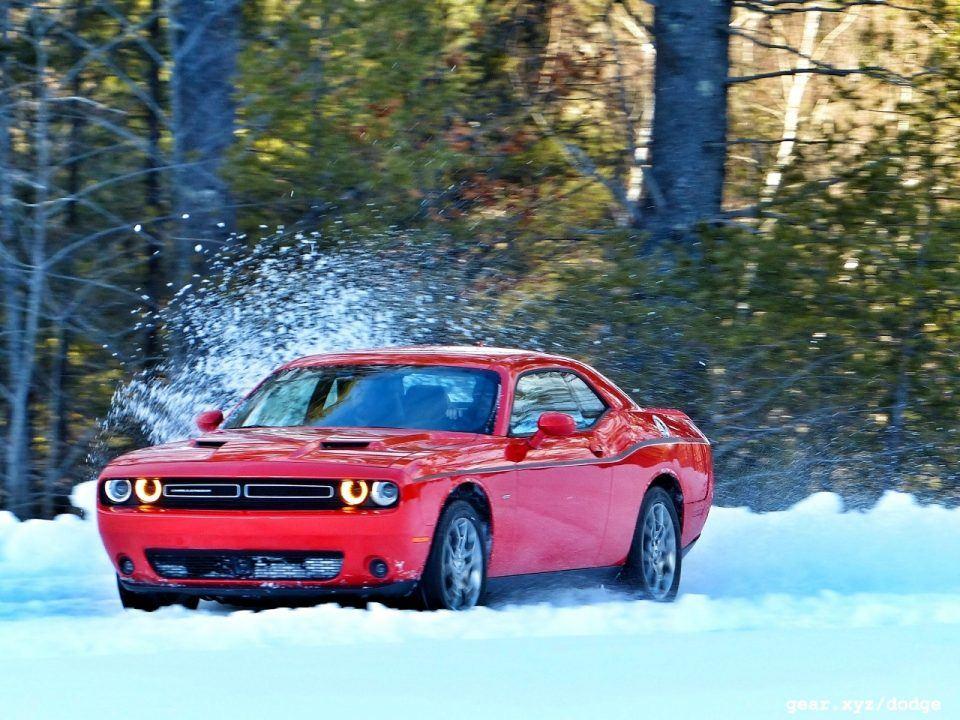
[653,416,671,438]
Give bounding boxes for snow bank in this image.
[3,484,958,610]
[683,491,960,596]
[2,485,960,656]
[0,483,106,577]
[0,483,116,620]
[2,486,959,719]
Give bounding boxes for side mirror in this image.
[530,411,577,448]
[195,409,224,433]
[504,412,578,462]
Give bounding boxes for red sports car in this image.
[97,346,713,611]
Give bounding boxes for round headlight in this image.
[104,479,132,504]
[134,478,162,504]
[370,481,399,507]
[340,480,369,506]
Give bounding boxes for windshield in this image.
[223,364,501,434]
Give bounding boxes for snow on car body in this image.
[97,346,713,610]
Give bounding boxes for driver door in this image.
[508,370,612,574]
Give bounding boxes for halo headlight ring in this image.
[340,480,369,506]
[370,481,399,507]
[104,479,133,504]
[134,478,162,504]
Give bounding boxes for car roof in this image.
[281,346,636,409]
[283,345,573,370]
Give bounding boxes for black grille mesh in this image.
[146,550,344,581]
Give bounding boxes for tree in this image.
[2,0,958,516]
[643,0,732,250]
[166,0,239,283]
[510,0,931,250]
[0,1,170,516]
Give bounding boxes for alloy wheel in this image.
[440,517,483,610]
[641,501,677,600]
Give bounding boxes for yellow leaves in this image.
[253,136,290,155]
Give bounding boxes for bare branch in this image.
[727,65,904,84]
[613,0,655,38]
[735,0,926,16]
[58,25,168,123]
[729,28,851,74]
[727,137,833,145]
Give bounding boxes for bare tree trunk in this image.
[42,324,68,518]
[5,10,51,517]
[37,0,87,518]
[0,0,13,253]
[143,0,165,368]
[643,0,733,251]
[758,10,858,213]
[166,0,238,286]
[761,10,822,201]
[888,90,931,473]
[0,0,20,509]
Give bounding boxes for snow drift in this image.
[2,485,959,635]
[2,486,958,719]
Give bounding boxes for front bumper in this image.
[118,576,418,602]
[97,503,433,590]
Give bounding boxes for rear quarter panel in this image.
[596,409,713,566]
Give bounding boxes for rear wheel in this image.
[418,500,488,610]
[117,576,199,611]
[620,487,682,601]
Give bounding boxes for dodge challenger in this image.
[97,346,713,611]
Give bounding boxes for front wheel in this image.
[117,576,199,612]
[620,487,682,601]
[418,500,488,610]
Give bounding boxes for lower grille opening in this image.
[146,550,344,581]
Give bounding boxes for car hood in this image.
[106,426,490,471]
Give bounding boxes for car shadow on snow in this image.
[192,571,635,615]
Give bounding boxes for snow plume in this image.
[105,234,489,446]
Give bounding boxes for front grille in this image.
[164,483,241,499]
[242,483,334,499]
[154,479,341,509]
[146,550,344,581]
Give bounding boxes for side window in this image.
[510,371,605,435]
[510,372,577,435]
[564,374,607,421]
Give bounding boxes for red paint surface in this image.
[98,346,713,591]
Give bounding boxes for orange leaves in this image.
[369,97,403,119]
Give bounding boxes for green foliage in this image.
[2,0,959,515]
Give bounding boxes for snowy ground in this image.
[1,484,958,719]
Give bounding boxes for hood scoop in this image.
[321,440,372,450]
[316,433,432,451]
[193,438,228,449]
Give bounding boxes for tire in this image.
[620,487,682,602]
[117,575,200,612]
[418,500,488,611]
